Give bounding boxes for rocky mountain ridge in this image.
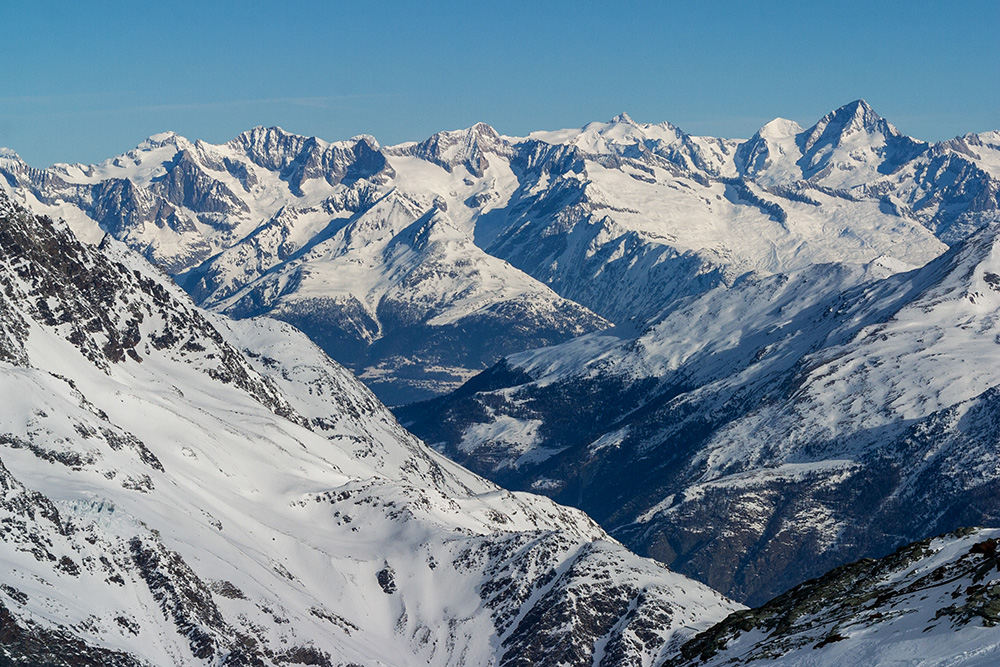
[670,528,1000,665]
[3,100,996,404]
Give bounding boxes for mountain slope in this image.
[0,192,739,665]
[401,219,1000,604]
[670,528,1000,666]
[191,187,608,405]
[736,99,927,188]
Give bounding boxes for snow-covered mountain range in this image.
[3,100,997,405]
[2,100,1000,663]
[0,191,740,665]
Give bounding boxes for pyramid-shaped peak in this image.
[469,121,498,133]
[842,98,881,119]
[465,122,504,143]
[800,99,904,155]
[609,112,636,125]
[820,99,891,134]
[846,98,875,113]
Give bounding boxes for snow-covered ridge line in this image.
[1,99,996,405]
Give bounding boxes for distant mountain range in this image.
[2,100,1000,663]
[3,100,996,406]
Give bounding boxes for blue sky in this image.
[1,0,997,167]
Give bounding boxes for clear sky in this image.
[1,0,997,167]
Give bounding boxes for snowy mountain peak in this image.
[609,111,636,125]
[801,98,905,153]
[735,118,803,180]
[349,133,381,150]
[141,130,182,146]
[931,131,1000,179]
[840,97,880,121]
[229,125,321,165]
[825,98,884,129]
[409,121,506,147]
[234,124,297,143]
[128,131,195,160]
[735,99,930,187]
[384,122,511,178]
[730,100,967,188]
[468,120,501,137]
[0,147,23,161]
[525,113,688,163]
[757,117,804,139]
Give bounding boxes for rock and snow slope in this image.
[0,192,739,665]
[1,99,999,612]
[670,528,1000,666]
[3,100,996,403]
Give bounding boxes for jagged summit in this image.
[1,100,996,407]
[232,124,296,141]
[229,125,321,161]
[730,98,933,187]
[384,121,511,178]
[609,111,636,124]
[801,98,906,151]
